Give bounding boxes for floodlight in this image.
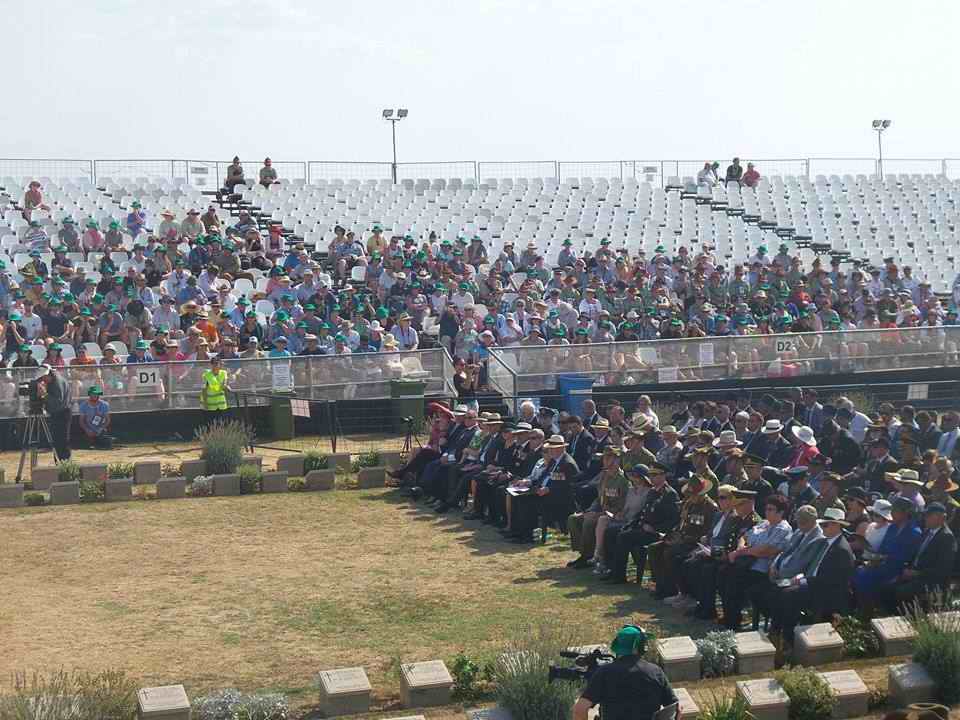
[872,120,882,129]
[397,108,409,118]
[382,109,394,118]
[882,119,891,129]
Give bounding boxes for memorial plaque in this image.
[888,663,935,706]
[49,481,80,505]
[211,474,240,496]
[80,463,108,482]
[400,660,454,708]
[137,684,190,719]
[793,623,844,666]
[675,687,700,720]
[156,477,187,500]
[735,631,776,675]
[317,666,372,716]
[467,709,513,720]
[260,472,288,493]
[328,452,352,470]
[818,670,868,719]
[736,679,790,720]
[657,636,701,682]
[105,478,133,502]
[0,483,24,508]
[871,616,915,656]
[180,460,207,481]
[31,466,59,492]
[305,469,335,491]
[358,467,386,489]
[134,461,162,485]
[276,454,305,477]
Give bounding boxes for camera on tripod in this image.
[402,416,414,425]
[17,379,45,415]
[548,648,614,683]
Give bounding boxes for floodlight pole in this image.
[876,127,884,180]
[390,118,398,184]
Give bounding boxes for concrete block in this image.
[180,459,207,481]
[31,466,59,491]
[888,663,936,707]
[399,660,453,708]
[0,483,24,508]
[305,469,335,491]
[793,623,844,666]
[134,461,162,485]
[240,455,263,470]
[656,636,701,682]
[261,471,288,493]
[211,474,240,496]
[871,616,916,656]
[818,670,868,719]
[736,678,790,720]
[357,466,386,489]
[276,454,305,477]
[137,684,190,719]
[328,452,351,470]
[467,710,511,720]
[104,478,133,502]
[80,463,108,482]
[156,477,187,500]
[380,450,404,469]
[385,717,426,720]
[317,667,371,716]
[674,687,700,720]
[49,480,80,505]
[735,631,776,675]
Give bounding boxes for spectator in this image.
[22,180,50,220]
[78,385,112,448]
[259,157,278,188]
[725,157,743,184]
[741,162,760,187]
[225,156,245,193]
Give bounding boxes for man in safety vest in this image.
[201,355,231,421]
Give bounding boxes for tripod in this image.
[399,416,422,464]
[15,412,58,483]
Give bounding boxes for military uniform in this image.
[683,509,760,619]
[568,469,628,558]
[649,488,718,598]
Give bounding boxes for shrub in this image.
[450,651,487,702]
[906,595,960,704]
[192,688,288,720]
[189,475,214,497]
[195,419,254,475]
[57,460,83,483]
[287,477,306,492]
[695,629,737,678]
[350,450,380,473]
[80,480,104,501]
[73,669,138,720]
[775,666,837,720]
[238,464,262,495]
[487,621,581,720]
[831,614,879,658]
[24,492,45,507]
[302,451,328,473]
[107,462,135,480]
[160,462,181,477]
[0,668,137,720]
[699,691,752,720]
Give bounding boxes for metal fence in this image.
[0,349,454,419]
[3,157,960,187]
[490,326,960,394]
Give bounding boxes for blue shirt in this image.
[79,399,110,436]
[743,519,793,573]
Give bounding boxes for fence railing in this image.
[490,326,960,394]
[2,157,960,187]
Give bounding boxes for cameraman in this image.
[37,364,74,460]
[573,626,678,720]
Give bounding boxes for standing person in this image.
[200,355,231,422]
[36,364,73,460]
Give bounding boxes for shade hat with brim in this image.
[867,499,894,521]
[542,434,569,449]
[591,418,611,431]
[792,425,817,446]
[683,474,714,496]
[894,469,925,487]
[712,430,743,448]
[926,477,959,493]
[762,419,784,434]
[818,507,849,526]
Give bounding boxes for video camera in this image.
[548,648,614,684]
[17,378,45,415]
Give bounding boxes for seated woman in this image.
[388,403,455,485]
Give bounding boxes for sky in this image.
[3,0,958,166]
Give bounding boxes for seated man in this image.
[78,385,111,448]
[887,502,956,611]
[414,408,479,499]
[567,446,628,570]
[853,496,922,617]
[472,422,534,526]
[432,413,502,513]
[507,433,579,543]
[500,429,545,533]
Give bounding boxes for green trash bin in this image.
[269,393,295,440]
[390,379,426,433]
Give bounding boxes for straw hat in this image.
[761,419,783,434]
[381,333,399,349]
[818,507,850,527]
[543,434,568,449]
[712,430,743,448]
[792,425,816,446]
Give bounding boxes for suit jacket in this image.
[918,426,943,453]
[912,526,957,589]
[635,484,681,534]
[863,455,899,494]
[759,435,794,469]
[802,402,825,434]
[567,430,596,471]
[772,527,826,580]
[830,429,863,475]
[808,535,855,617]
[450,425,479,462]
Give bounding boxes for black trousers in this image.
[682,555,723,617]
[573,482,598,511]
[769,584,812,640]
[719,565,768,629]
[606,527,659,581]
[403,448,441,483]
[48,408,72,461]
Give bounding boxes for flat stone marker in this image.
[358,466,386,488]
[211,474,240,496]
[276,454,305,477]
[736,678,790,720]
[31,466,59,491]
[674,687,700,720]
[467,709,513,720]
[156,477,186,500]
[180,459,207,481]
[305,469,334,491]
[0,483,24,508]
[137,684,190,719]
[888,662,935,707]
[657,636,701,682]
[871,616,916,656]
[80,463,108,482]
[385,716,426,720]
[328,452,352,470]
[261,471,288,493]
[818,670,868,719]
[240,455,263,470]
[380,450,404,469]
[134,461,162,485]
[105,478,133,502]
[49,480,80,505]
[735,631,776,675]
[317,666,371,716]
[400,660,454,708]
[793,622,844,666]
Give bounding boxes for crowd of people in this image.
[389,391,959,645]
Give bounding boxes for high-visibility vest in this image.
[202,369,228,411]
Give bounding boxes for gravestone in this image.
[305,469,335,491]
[735,631,776,674]
[657,636,701,682]
[358,467,386,489]
[276,454,305,477]
[793,623,844,666]
[80,463,108,482]
[467,709,512,720]
[736,678,790,720]
[211,474,241,496]
[0,483,24,507]
[871,616,916,656]
[385,717,426,720]
[31,466,59,491]
[240,455,263,470]
[134,461,162,485]
[400,660,454,708]
[316,666,371,716]
[818,670,868,719]
[328,452,352,470]
[49,480,80,505]
[674,687,700,720]
[137,684,190,720]
[156,477,187,500]
[888,663,935,706]
[380,450,404,469]
[180,459,207,481]
[105,478,133,501]
[261,471,288,493]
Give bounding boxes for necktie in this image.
[810,538,832,577]
[913,530,937,568]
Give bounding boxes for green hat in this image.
[109,220,120,229]
[92,293,104,303]
[86,219,99,228]
[458,282,469,290]
[63,217,74,224]
[88,386,103,396]
[275,310,289,321]
[562,238,572,246]
[80,307,92,317]
[18,343,30,352]
[135,340,149,350]
[575,327,589,336]
[54,245,68,253]
[296,321,308,329]
[107,303,119,312]
[48,343,62,351]
[376,307,389,318]
[611,626,647,657]
[9,312,22,321]
[553,328,566,337]
[304,303,316,311]
[131,201,142,208]
[334,333,346,342]
[156,324,169,333]
[237,297,250,305]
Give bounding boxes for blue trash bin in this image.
[556,374,596,416]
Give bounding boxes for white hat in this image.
[792,425,816,446]
[369,320,383,332]
[867,499,893,521]
[712,430,743,448]
[761,419,783,434]
[818,507,849,526]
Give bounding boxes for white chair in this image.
[107,340,128,357]
[29,344,47,363]
[255,299,275,316]
[83,342,103,359]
